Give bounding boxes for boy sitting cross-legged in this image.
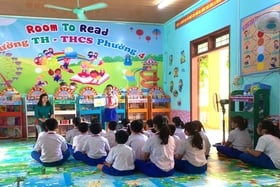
[75,121,110,166]
[31,118,70,167]
[97,130,135,176]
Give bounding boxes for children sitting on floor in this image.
[31,118,70,167]
[172,116,186,140]
[174,121,207,174]
[102,121,117,148]
[126,119,148,160]
[239,120,280,169]
[168,124,181,153]
[216,115,252,159]
[143,119,156,137]
[135,114,175,177]
[120,118,131,135]
[65,117,81,144]
[75,121,110,166]
[192,120,211,158]
[97,130,135,176]
[71,122,90,160]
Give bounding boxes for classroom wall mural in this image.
[0,17,163,95]
[241,3,280,75]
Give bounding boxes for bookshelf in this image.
[53,86,76,136]
[126,87,149,122]
[0,88,24,139]
[148,86,171,121]
[112,86,126,121]
[24,86,47,139]
[77,86,105,124]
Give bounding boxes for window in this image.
[215,34,229,48]
[191,26,230,57]
[197,42,208,54]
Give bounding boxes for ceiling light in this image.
[158,0,175,9]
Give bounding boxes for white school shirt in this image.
[228,128,252,152]
[143,129,155,138]
[255,134,280,169]
[105,144,135,171]
[173,134,181,153]
[126,133,148,160]
[82,134,110,159]
[33,131,68,163]
[103,130,117,148]
[65,127,81,144]
[175,128,186,140]
[142,134,175,171]
[177,136,207,167]
[72,133,90,152]
[105,94,118,108]
[200,131,211,156]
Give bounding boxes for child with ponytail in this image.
[135,114,175,177]
[240,120,280,169]
[216,115,252,158]
[174,121,207,174]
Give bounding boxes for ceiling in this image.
[0,0,198,24]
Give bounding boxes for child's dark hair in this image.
[192,120,206,132]
[106,84,113,88]
[130,120,144,133]
[172,116,184,129]
[115,130,129,144]
[90,122,102,134]
[231,115,248,131]
[168,124,176,136]
[259,120,280,138]
[45,118,58,131]
[108,121,117,131]
[185,121,203,149]
[38,93,51,106]
[78,122,89,133]
[121,118,130,127]
[146,119,153,128]
[153,115,170,144]
[73,117,81,127]
[146,119,156,133]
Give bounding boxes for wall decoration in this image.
[241,4,280,75]
[0,17,163,94]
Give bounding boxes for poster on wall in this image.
[241,3,280,75]
[0,17,163,94]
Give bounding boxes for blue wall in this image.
[163,0,280,115]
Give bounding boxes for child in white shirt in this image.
[240,120,280,169]
[71,122,90,160]
[135,115,175,177]
[172,116,186,140]
[65,117,81,144]
[31,118,70,167]
[216,115,252,158]
[97,130,135,176]
[168,124,181,154]
[192,120,211,158]
[103,121,117,148]
[143,119,156,137]
[75,122,110,166]
[175,121,207,174]
[126,119,148,160]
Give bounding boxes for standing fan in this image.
[44,0,108,20]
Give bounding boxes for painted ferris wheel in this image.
[0,51,23,90]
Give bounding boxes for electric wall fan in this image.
[44,0,108,20]
[255,11,280,33]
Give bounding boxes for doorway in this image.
[190,27,230,143]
